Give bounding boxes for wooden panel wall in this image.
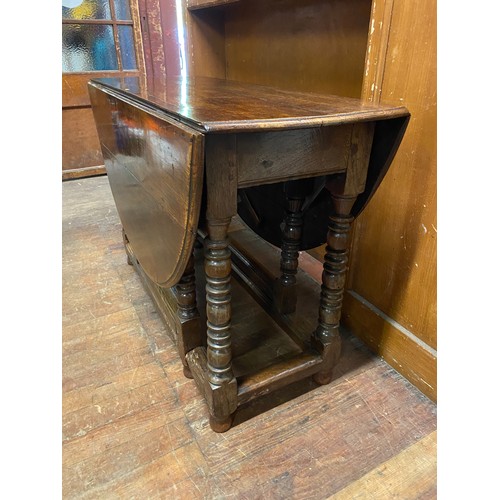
[342,0,437,401]
[224,0,372,97]
[186,8,227,78]
[62,71,138,175]
[62,74,107,175]
[62,108,104,171]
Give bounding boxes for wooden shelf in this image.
[187,0,240,11]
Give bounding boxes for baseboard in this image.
[341,290,437,402]
[62,165,106,181]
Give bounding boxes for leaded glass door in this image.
[62,0,145,179]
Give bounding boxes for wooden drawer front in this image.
[235,125,353,188]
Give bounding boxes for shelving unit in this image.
[185,0,372,98]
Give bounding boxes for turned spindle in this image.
[204,218,234,387]
[312,189,356,385]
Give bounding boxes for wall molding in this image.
[62,166,106,181]
[342,290,436,402]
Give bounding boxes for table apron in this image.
[233,124,370,189]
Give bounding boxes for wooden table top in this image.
[90,76,408,133]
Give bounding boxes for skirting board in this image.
[62,165,106,181]
[341,290,437,402]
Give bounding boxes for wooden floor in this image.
[62,176,437,499]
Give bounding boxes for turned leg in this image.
[176,253,197,321]
[274,193,305,315]
[275,180,311,314]
[175,252,201,378]
[312,189,356,385]
[205,218,237,431]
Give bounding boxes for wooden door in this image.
[62,0,145,180]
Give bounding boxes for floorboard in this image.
[62,176,437,499]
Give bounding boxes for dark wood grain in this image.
[344,122,376,196]
[312,178,357,385]
[175,252,199,323]
[235,126,351,187]
[202,134,240,430]
[237,352,322,405]
[89,82,205,287]
[92,76,409,133]
[273,204,303,314]
[188,0,240,10]
[204,219,234,386]
[141,0,435,410]
[274,181,308,314]
[89,75,410,431]
[186,347,238,432]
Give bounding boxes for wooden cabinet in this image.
[130,0,437,401]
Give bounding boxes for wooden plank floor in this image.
[62,176,437,499]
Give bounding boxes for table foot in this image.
[183,365,194,379]
[209,413,234,433]
[312,332,342,385]
[313,370,334,386]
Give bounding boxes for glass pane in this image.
[123,77,141,92]
[62,24,118,72]
[114,0,131,20]
[118,25,137,70]
[62,0,111,20]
